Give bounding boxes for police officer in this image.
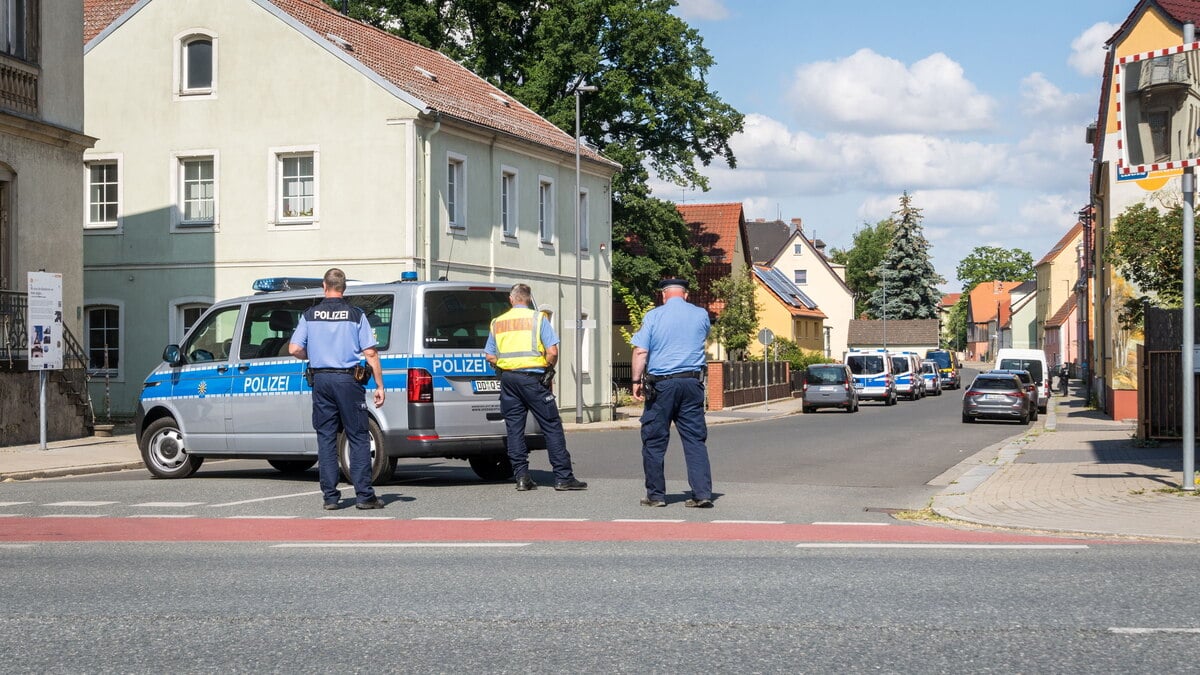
[631,278,713,508]
[484,283,587,492]
[288,268,385,510]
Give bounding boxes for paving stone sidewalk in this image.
[933,386,1200,542]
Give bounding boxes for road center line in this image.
[712,520,785,524]
[210,490,332,507]
[514,518,590,522]
[44,501,118,507]
[612,519,686,523]
[271,543,531,548]
[795,543,1089,550]
[133,502,204,508]
[0,502,31,507]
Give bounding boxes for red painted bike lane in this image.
[0,517,1100,544]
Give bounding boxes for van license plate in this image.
[473,379,501,393]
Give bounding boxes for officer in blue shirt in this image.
[631,278,713,508]
[289,268,385,510]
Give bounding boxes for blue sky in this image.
[658,0,1140,290]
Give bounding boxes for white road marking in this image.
[0,502,31,507]
[272,543,530,548]
[210,490,337,507]
[795,543,1089,550]
[811,522,890,526]
[612,519,686,523]
[317,516,393,520]
[413,517,492,521]
[128,514,196,519]
[41,514,107,518]
[132,502,204,508]
[514,518,590,522]
[712,520,785,524]
[0,514,20,518]
[0,544,33,548]
[44,501,118,507]
[224,515,298,519]
[1110,627,1200,634]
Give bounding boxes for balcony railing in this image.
[0,56,37,116]
[0,289,93,421]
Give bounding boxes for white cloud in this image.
[1007,125,1094,191]
[1069,22,1117,77]
[857,190,998,227]
[672,0,729,21]
[1020,72,1087,119]
[787,48,995,133]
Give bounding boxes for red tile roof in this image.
[85,0,617,168]
[940,292,961,308]
[967,281,1023,328]
[1035,222,1083,267]
[1045,294,1079,328]
[677,202,748,316]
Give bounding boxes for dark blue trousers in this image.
[499,371,574,481]
[640,377,712,501]
[312,372,376,504]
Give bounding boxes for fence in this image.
[710,361,790,409]
[1140,306,1200,439]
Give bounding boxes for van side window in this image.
[182,305,240,363]
[239,300,313,359]
[346,294,394,351]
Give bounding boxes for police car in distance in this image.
[134,274,545,483]
[845,349,897,405]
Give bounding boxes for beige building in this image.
[83,0,619,418]
[762,227,854,359]
[0,0,97,444]
[1034,222,1083,349]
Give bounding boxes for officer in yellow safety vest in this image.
[484,283,587,492]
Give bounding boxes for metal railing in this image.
[0,56,37,116]
[0,289,93,421]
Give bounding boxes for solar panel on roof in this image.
[753,267,817,310]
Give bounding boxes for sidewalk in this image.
[932,383,1200,541]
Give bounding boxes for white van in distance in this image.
[994,348,1050,413]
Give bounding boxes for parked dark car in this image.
[962,372,1032,424]
[802,364,859,413]
[989,369,1039,421]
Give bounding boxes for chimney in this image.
[790,218,803,233]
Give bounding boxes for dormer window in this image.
[175,30,216,98]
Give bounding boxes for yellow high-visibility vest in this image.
[491,307,548,371]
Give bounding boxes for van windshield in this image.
[423,289,513,349]
[999,358,1043,384]
[847,355,884,375]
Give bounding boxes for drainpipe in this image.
[423,113,442,281]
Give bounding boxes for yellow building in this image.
[749,265,826,358]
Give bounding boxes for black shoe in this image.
[554,478,588,491]
[515,475,538,491]
[640,497,667,507]
[323,501,341,511]
[684,498,713,508]
[355,497,385,510]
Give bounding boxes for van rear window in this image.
[806,367,846,384]
[423,289,512,348]
[847,355,884,375]
[926,351,951,368]
[999,359,1042,384]
[890,356,911,373]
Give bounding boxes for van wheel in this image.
[469,454,513,481]
[339,417,394,485]
[268,459,316,474]
[140,417,204,479]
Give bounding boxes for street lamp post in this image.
[574,83,597,425]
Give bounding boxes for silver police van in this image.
[134,275,545,482]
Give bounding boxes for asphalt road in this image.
[10,367,1183,671]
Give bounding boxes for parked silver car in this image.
[801,364,859,413]
[919,359,942,396]
[962,372,1032,424]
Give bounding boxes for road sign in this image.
[758,328,774,346]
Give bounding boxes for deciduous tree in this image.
[955,246,1034,291]
[829,218,896,317]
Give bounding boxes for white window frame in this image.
[171,151,219,231]
[538,176,554,245]
[168,297,214,344]
[267,146,319,230]
[794,243,803,255]
[578,187,590,252]
[83,153,122,232]
[500,165,518,238]
[0,0,32,61]
[794,269,807,285]
[84,300,125,382]
[447,152,466,231]
[174,29,217,99]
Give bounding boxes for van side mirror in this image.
[163,344,184,367]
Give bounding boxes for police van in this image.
[889,351,925,401]
[845,349,897,405]
[134,274,545,483]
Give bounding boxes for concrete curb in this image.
[1,461,147,482]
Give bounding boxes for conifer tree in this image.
[868,192,944,320]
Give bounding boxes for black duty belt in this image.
[651,370,702,381]
[503,369,545,377]
[310,367,355,374]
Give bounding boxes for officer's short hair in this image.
[324,268,347,293]
[509,283,532,303]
